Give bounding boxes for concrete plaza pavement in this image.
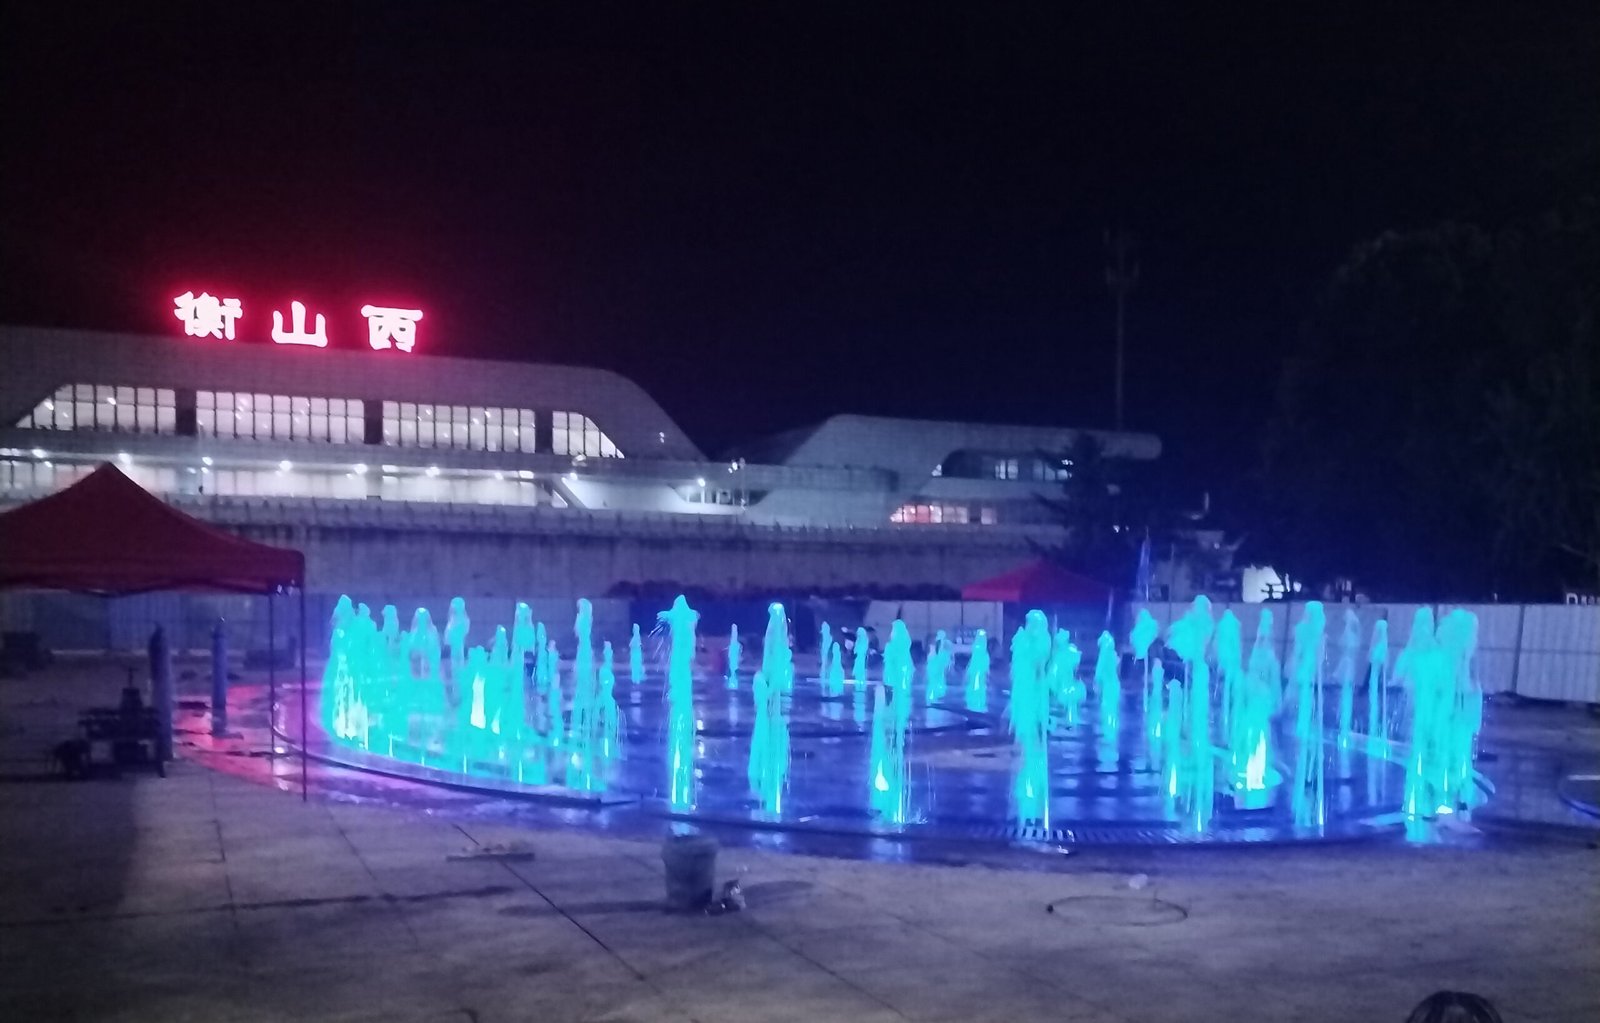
[2,663,1598,1022]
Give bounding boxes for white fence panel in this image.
[1448,603,1521,695]
[1516,604,1600,703]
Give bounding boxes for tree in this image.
[1041,434,1196,588]
[1261,203,1600,598]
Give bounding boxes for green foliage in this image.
[1262,203,1600,598]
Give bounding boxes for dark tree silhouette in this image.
[1261,203,1600,598]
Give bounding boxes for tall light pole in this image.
[1105,229,1139,431]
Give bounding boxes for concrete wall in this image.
[293,524,1029,597]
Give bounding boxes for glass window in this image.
[16,384,183,436]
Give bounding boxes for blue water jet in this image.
[924,629,950,704]
[629,623,644,685]
[1007,611,1053,824]
[1093,631,1120,735]
[851,627,869,686]
[749,603,793,814]
[726,624,742,690]
[658,595,700,810]
[870,620,914,823]
[964,629,990,713]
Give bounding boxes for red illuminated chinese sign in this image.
[173,292,423,353]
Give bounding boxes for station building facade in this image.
[0,326,1160,600]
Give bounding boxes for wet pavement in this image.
[277,666,1448,854]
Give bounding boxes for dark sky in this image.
[3,3,1596,481]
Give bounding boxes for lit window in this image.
[18,384,181,437]
[553,411,622,459]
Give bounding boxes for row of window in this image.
[983,456,1071,482]
[13,384,624,458]
[890,502,999,525]
[381,401,537,452]
[18,385,178,434]
[935,452,1072,482]
[198,391,366,444]
[552,411,622,458]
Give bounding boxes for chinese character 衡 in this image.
[174,291,243,340]
[360,305,424,353]
[271,300,328,347]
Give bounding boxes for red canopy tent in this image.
[0,463,309,795]
[962,559,1113,605]
[0,463,303,594]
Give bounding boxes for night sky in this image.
[3,4,1596,486]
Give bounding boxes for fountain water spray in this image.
[1007,611,1054,823]
[487,626,510,736]
[566,599,604,789]
[749,603,793,814]
[924,629,950,704]
[406,607,442,721]
[323,596,352,735]
[1288,602,1327,827]
[1093,631,1120,735]
[597,640,620,764]
[509,604,535,742]
[444,597,470,711]
[629,623,644,685]
[1131,608,1159,731]
[1147,659,1167,750]
[826,641,845,696]
[1438,609,1483,808]
[726,624,742,690]
[964,629,990,713]
[542,634,564,749]
[851,627,869,686]
[1215,610,1243,738]
[1236,610,1281,794]
[1167,599,1217,829]
[1367,619,1390,742]
[870,619,914,823]
[379,605,401,723]
[1048,629,1085,727]
[658,595,699,810]
[1334,609,1360,747]
[1396,607,1484,817]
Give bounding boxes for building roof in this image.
[0,326,704,461]
[735,413,1160,474]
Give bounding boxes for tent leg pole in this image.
[268,592,276,759]
[300,587,308,803]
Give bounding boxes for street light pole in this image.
[1105,229,1139,431]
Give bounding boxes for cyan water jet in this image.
[964,629,990,713]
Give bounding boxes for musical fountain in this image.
[291,592,1490,850]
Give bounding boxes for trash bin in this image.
[661,833,719,910]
